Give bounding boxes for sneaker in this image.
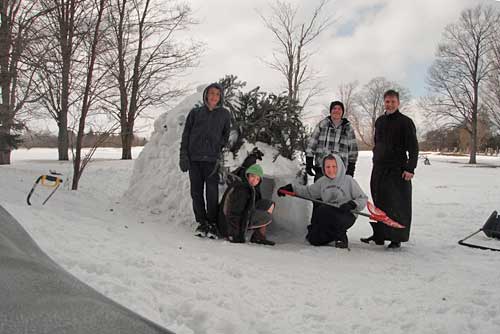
[206,223,219,240]
[195,222,209,238]
[334,240,348,249]
[387,241,401,249]
[250,231,275,246]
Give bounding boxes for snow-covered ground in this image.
[1,146,500,334]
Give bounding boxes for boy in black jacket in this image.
[179,83,231,238]
[217,164,275,246]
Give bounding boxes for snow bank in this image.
[125,87,309,240]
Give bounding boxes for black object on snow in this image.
[458,210,500,252]
[0,204,175,334]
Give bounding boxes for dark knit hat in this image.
[329,101,345,116]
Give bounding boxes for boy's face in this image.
[206,87,221,110]
[384,95,400,113]
[330,105,343,121]
[247,173,261,187]
[324,158,337,178]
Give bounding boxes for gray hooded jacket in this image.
[293,154,368,213]
[180,83,231,162]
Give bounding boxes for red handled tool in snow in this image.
[278,189,404,229]
[26,174,63,206]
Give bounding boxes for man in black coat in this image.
[179,83,231,238]
[361,89,419,249]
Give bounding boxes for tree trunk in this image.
[121,131,132,160]
[57,115,69,160]
[469,116,477,164]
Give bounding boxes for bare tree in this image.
[32,0,93,161]
[425,5,500,164]
[258,0,333,108]
[352,76,410,147]
[102,0,201,159]
[484,26,500,132]
[71,0,108,190]
[0,0,45,165]
[337,81,358,117]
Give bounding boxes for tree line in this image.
[1,0,201,189]
[2,0,500,192]
[20,129,147,149]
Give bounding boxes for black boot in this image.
[335,232,349,249]
[334,240,348,249]
[387,241,401,249]
[250,230,275,246]
[360,235,384,245]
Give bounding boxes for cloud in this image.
[181,0,489,118]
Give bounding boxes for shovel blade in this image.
[367,202,405,229]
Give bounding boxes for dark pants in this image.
[309,166,324,224]
[306,205,355,246]
[189,161,219,225]
[370,166,412,243]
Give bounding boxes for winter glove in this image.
[346,162,356,177]
[277,184,294,197]
[251,147,264,160]
[179,156,189,172]
[305,156,315,177]
[339,200,357,212]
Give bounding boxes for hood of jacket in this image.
[321,153,347,185]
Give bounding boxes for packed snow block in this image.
[268,175,311,241]
[260,176,275,199]
[0,205,174,334]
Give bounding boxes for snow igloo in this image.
[125,85,311,242]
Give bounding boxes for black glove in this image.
[251,147,264,160]
[339,200,357,212]
[346,162,356,177]
[305,156,315,177]
[179,156,189,172]
[277,184,294,197]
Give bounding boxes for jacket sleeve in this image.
[404,118,419,174]
[220,112,231,150]
[347,177,368,211]
[305,122,321,158]
[180,109,195,159]
[347,125,359,166]
[293,178,323,200]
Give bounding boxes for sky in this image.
[181,0,497,119]
[27,0,500,136]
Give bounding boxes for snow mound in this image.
[124,87,310,240]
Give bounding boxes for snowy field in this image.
[1,147,500,334]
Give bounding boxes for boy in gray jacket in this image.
[278,154,367,248]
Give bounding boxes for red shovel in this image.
[278,189,404,229]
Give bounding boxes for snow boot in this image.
[250,230,275,246]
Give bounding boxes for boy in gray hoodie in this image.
[278,154,367,248]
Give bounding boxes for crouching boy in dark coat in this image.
[217,164,275,246]
[278,154,367,248]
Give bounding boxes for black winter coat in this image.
[372,110,418,173]
[180,84,231,162]
[217,179,260,241]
